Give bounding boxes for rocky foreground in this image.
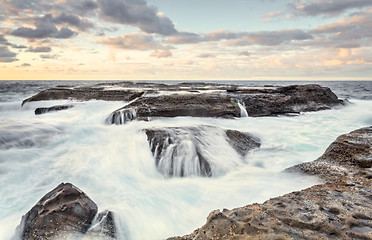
[13,183,117,240]
[169,127,372,240]
[12,127,371,239]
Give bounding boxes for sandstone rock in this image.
[35,105,73,115]
[287,126,372,182]
[168,127,372,240]
[144,126,260,177]
[13,183,115,240]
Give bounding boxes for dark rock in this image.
[144,126,260,177]
[87,210,117,239]
[22,84,144,106]
[107,94,241,124]
[242,84,342,117]
[106,83,344,124]
[168,127,372,240]
[225,130,261,156]
[21,82,343,121]
[14,183,98,240]
[35,105,73,115]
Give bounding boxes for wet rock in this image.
[22,84,144,106]
[13,183,117,240]
[168,127,372,240]
[225,130,261,156]
[107,94,241,124]
[242,84,342,117]
[87,210,117,239]
[144,126,260,177]
[287,126,372,182]
[106,83,343,124]
[35,105,73,115]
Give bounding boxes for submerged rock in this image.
[144,126,260,177]
[35,105,73,115]
[168,127,372,240]
[13,183,117,240]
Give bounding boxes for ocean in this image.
[0,80,371,239]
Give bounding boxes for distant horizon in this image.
[1,0,372,81]
[1,79,371,82]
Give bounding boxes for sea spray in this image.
[237,101,249,117]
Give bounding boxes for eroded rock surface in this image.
[107,83,343,124]
[288,126,372,182]
[22,83,145,106]
[20,82,343,122]
[13,183,117,240]
[145,126,260,177]
[169,127,372,240]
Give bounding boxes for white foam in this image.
[0,98,371,240]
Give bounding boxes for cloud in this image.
[97,0,177,35]
[262,11,285,22]
[99,33,166,50]
[308,9,372,48]
[52,13,94,31]
[0,46,18,62]
[238,51,250,56]
[167,32,204,44]
[243,29,313,46]
[40,54,59,59]
[167,29,313,46]
[0,34,11,45]
[150,49,172,58]
[27,46,52,52]
[58,0,99,15]
[288,0,372,17]
[198,53,216,58]
[20,63,31,67]
[11,14,77,39]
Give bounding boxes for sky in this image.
[0,0,371,81]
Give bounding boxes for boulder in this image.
[35,105,73,115]
[144,126,260,177]
[13,183,117,239]
[168,127,372,240]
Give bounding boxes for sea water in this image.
[0,80,371,240]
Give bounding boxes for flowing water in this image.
[0,80,371,240]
